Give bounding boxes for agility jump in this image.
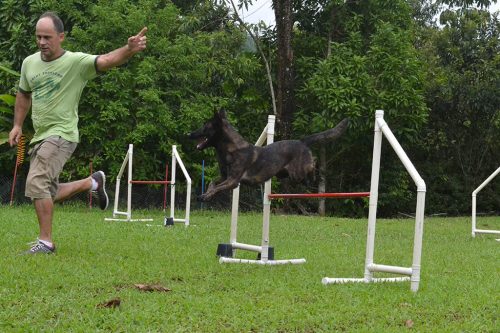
[322,110,426,292]
[471,166,500,238]
[217,115,306,265]
[217,116,369,265]
[105,144,191,225]
[218,110,427,292]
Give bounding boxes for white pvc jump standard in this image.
[217,115,306,265]
[471,166,500,237]
[168,145,192,226]
[105,144,191,225]
[322,110,427,292]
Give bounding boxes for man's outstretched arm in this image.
[96,27,147,72]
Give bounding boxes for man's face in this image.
[35,17,64,61]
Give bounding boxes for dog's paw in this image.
[198,193,212,202]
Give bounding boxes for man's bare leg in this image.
[34,177,92,243]
[54,177,92,203]
[34,198,54,242]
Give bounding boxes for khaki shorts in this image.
[25,136,77,199]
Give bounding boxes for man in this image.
[8,12,147,254]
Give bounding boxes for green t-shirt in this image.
[19,50,98,143]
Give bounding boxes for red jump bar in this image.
[130,180,171,184]
[268,192,370,199]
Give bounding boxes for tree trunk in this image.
[318,145,326,216]
[273,0,295,139]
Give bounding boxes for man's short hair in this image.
[39,11,64,33]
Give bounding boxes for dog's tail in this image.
[301,118,349,146]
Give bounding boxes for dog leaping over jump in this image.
[189,110,349,201]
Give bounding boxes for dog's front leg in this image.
[207,178,223,191]
[197,177,224,201]
[200,178,240,201]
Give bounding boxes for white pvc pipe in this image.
[111,146,131,218]
[411,190,426,292]
[368,263,412,276]
[170,146,177,222]
[472,166,500,237]
[173,146,192,184]
[230,186,240,245]
[260,115,275,261]
[255,124,269,146]
[127,144,133,221]
[172,146,192,226]
[326,110,426,292]
[376,117,426,192]
[219,257,306,265]
[112,178,121,218]
[231,242,262,252]
[104,218,153,222]
[472,166,500,194]
[322,277,410,285]
[473,229,500,235]
[364,111,383,282]
[168,145,192,226]
[185,181,191,226]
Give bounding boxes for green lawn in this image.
[1,205,498,332]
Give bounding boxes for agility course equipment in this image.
[105,144,191,225]
[217,110,426,292]
[322,110,426,292]
[217,117,369,265]
[217,115,307,265]
[471,166,500,237]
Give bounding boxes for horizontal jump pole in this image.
[322,277,410,285]
[219,257,306,265]
[129,180,171,185]
[268,192,370,199]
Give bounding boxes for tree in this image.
[416,6,500,214]
[272,0,295,139]
[294,0,428,216]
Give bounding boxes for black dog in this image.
[189,110,349,201]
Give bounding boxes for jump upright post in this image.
[322,110,426,292]
[217,115,306,265]
[166,145,192,226]
[105,144,191,225]
[471,166,500,237]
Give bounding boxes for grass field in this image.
[1,204,498,332]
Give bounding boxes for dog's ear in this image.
[217,109,227,120]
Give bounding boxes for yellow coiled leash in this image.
[10,135,26,205]
[16,135,26,165]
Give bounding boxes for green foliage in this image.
[294,0,428,216]
[417,7,500,214]
[441,0,497,8]
[0,66,19,144]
